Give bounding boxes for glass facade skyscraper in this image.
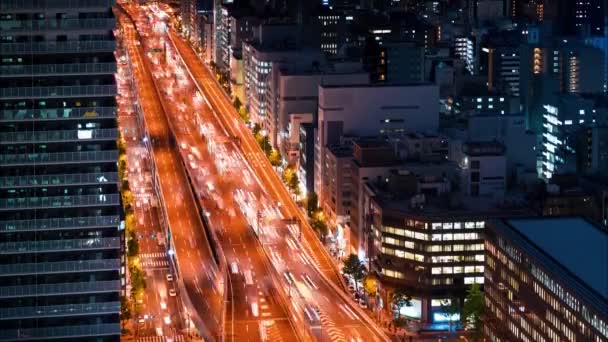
[0,0,122,340]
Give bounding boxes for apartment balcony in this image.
[0,259,120,276]
[0,194,119,211]
[0,63,116,77]
[0,18,116,31]
[0,237,120,254]
[0,172,119,189]
[0,280,120,299]
[0,106,116,122]
[0,128,118,144]
[0,85,117,100]
[0,0,115,10]
[0,41,116,55]
[0,215,120,233]
[0,323,120,341]
[0,301,120,320]
[0,150,118,167]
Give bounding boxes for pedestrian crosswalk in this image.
[259,320,282,342]
[140,252,170,269]
[141,259,169,268]
[140,252,166,258]
[258,292,273,317]
[317,308,348,342]
[137,335,185,342]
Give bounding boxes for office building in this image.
[363,170,531,324]
[454,35,476,75]
[299,122,315,195]
[0,0,123,340]
[317,8,345,56]
[314,83,439,204]
[322,143,354,229]
[485,217,608,341]
[539,94,608,181]
[242,23,324,126]
[479,32,521,96]
[520,33,605,133]
[267,63,368,154]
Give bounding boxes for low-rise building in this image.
[451,141,507,199]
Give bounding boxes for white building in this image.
[267,65,368,156]
[314,83,439,202]
[243,43,324,128]
[452,141,507,199]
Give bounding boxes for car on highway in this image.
[169,288,177,297]
[358,298,367,309]
[251,301,259,317]
[160,301,167,310]
[230,261,239,274]
[166,273,173,282]
[163,315,171,325]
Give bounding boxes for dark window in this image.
[471,172,480,182]
[471,184,479,196]
[471,160,480,169]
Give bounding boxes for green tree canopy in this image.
[306,192,319,217]
[239,107,249,122]
[233,97,242,110]
[117,138,127,156]
[130,264,146,296]
[310,215,328,240]
[252,123,261,136]
[120,295,132,326]
[391,287,412,319]
[342,254,366,289]
[269,148,282,167]
[463,283,484,332]
[127,231,139,257]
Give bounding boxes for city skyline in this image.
[2,0,608,342]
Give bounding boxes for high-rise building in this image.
[520,32,605,133]
[0,0,123,340]
[538,94,608,181]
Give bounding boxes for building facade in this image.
[485,218,608,341]
[314,83,439,203]
[0,0,123,340]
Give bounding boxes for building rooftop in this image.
[462,141,505,156]
[506,217,608,299]
[327,144,353,158]
[320,82,434,89]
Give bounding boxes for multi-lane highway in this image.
[116,8,224,341]
[118,2,390,341]
[165,14,390,342]
[116,46,185,340]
